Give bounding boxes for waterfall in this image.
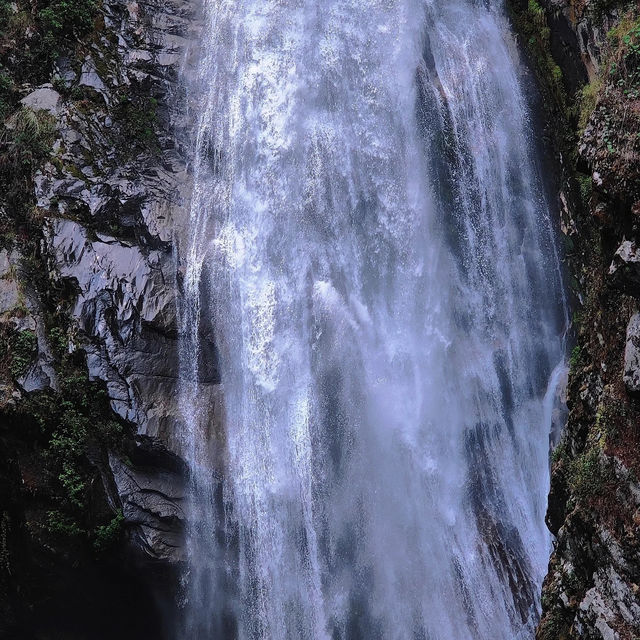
[178,0,568,638]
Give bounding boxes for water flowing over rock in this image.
[178,1,567,638]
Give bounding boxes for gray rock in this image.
[79,59,109,101]
[0,249,21,315]
[52,57,78,89]
[109,454,185,561]
[18,362,54,393]
[22,0,210,568]
[20,85,62,115]
[624,313,640,392]
[44,217,184,438]
[609,240,640,297]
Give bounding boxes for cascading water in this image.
[178,0,568,638]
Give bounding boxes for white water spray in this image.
[178,1,567,638]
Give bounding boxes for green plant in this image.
[9,329,37,378]
[93,510,124,552]
[551,439,567,465]
[508,0,568,114]
[568,446,609,502]
[0,108,56,209]
[46,510,85,537]
[48,326,68,356]
[117,94,159,152]
[58,461,86,508]
[579,77,603,130]
[569,345,582,370]
[0,68,13,122]
[23,359,128,525]
[577,174,593,209]
[38,0,97,59]
[538,608,572,640]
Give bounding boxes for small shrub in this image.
[569,345,582,370]
[577,174,593,209]
[579,77,603,130]
[117,94,159,153]
[46,510,85,537]
[568,446,609,502]
[0,68,13,122]
[48,326,68,357]
[9,329,37,378]
[93,510,124,552]
[509,0,568,112]
[58,460,86,508]
[551,439,567,465]
[38,0,98,59]
[49,405,89,457]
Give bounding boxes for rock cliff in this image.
[0,0,210,636]
[509,0,640,638]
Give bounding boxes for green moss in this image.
[594,397,626,443]
[567,446,612,503]
[508,0,569,113]
[569,345,582,371]
[579,77,603,131]
[578,12,640,133]
[538,607,572,640]
[551,438,568,465]
[117,94,159,153]
[578,174,593,203]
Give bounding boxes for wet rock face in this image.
[609,240,640,298]
[110,450,186,561]
[45,217,183,447]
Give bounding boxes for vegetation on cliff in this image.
[509,0,640,637]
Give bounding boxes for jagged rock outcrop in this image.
[109,450,185,562]
[23,0,204,564]
[609,240,640,298]
[45,217,181,442]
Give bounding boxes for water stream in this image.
[178,1,568,638]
